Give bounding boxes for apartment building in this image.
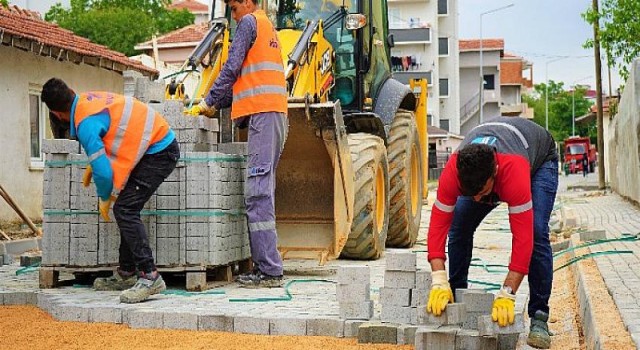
[500,53,534,118]
[388,0,461,135]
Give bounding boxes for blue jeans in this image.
[447,160,558,318]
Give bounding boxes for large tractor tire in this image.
[340,133,390,260]
[386,109,423,248]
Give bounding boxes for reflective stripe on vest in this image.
[73,92,170,191]
[231,10,287,119]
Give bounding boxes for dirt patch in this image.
[579,258,636,349]
[0,306,411,350]
[548,255,583,349]
[0,219,40,240]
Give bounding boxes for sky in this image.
[10,0,622,94]
[459,0,621,94]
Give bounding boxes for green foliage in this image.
[524,80,596,143]
[45,0,195,56]
[583,0,640,81]
[1,0,8,8]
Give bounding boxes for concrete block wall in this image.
[41,98,250,269]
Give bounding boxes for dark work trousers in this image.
[447,160,558,319]
[113,139,180,273]
[241,112,288,277]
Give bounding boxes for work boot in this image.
[119,272,166,304]
[93,269,137,291]
[527,310,551,349]
[237,269,283,288]
[235,267,259,283]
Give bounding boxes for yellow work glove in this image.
[82,165,93,187]
[426,270,454,316]
[492,287,516,327]
[98,195,117,222]
[185,100,216,117]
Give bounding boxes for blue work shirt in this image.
[69,95,175,200]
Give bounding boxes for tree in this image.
[1,0,8,8]
[45,0,194,56]
[583,0,640,81]
[523,80,595,143]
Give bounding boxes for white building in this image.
[388,0,461,135]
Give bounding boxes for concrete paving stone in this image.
[462,311,485,330]
[385,250,417,271]
[497,333,519,350]
[2,291,32,305]
[127,309,164,329]
[381,304,416,324]
[339,300,373,320]
[457,289,494,313]
[53,304,91,322]
[384,271,416,289]
[415,325,459,350]
[163,311,199,330]
[269,317,307,335]
[335,283,370,302]
[415,269,432,290]
[234,316,270,335]
[357,322,399,344]
[478,314,524,336]
[337,266,370,285]
[89,306,123,323]
[396,325,418,345]
[380,287,411,306]
[456,329,498,350]
[411,289,429,307]
[343,320,364,338]
[579,229,607,242]
[198,314,234,332]
[305,318,345,337]
[425,303,467,326]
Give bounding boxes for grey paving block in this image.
[579,229,606,242]
[497,333,519,350]
[411,289,429,307]
[457,289,494,313]
[385,250,417,271]
[551,239,570,253]
[53,304,91,322]
[344,320,365,337]
[234,316,269,335]
[269,317,307,335]
[426,303,467,326]
[4,238,40,256]
[416,269,432,290]
[2,291,32,305]
[337,266,370,285]
[415,325,459,350]
[477,314,525,336]
[456,329,498,350]
[336,283,370,302]
[397,325,418,345]
[42,139,81,154]
[199,314,234,332]
[217,142,248,155]
[306,318,345,337]
[357,322,399,344]
[384,271,416,289]
[127,309,164,329]
[90,306,123,323]
[462,311,485,330]
[164,311,199,330]
[339,300,373,320]
[380,304,415,324]
[380,287,411,306]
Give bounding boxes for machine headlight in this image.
[345,14,367,30]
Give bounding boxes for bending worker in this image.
[425,116,558,349]
[42,78,179,304]
[187,0,288,287]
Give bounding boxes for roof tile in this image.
[168,0,208,13]
[138,22,209,47]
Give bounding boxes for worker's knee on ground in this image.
[245,163,272,199]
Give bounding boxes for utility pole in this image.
[592,0,606,189]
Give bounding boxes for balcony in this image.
[393,71,432,85]
[483,90,499,104]
[389,27,431,45]
[500,103,535,118]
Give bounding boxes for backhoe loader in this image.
[167,0,429,263]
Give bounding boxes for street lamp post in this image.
[479,3,514,124]
[545,57,569,130]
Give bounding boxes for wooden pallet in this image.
[39,258,253,291]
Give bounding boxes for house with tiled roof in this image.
[169,0,209,24]
[0,4,158,221]
[135,22,209,65]
[500,53,534,118]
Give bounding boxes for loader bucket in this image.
[275,101,354,264]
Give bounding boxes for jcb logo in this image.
[320,49,332,75]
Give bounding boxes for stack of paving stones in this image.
[41,97,250,274]
[337,266,373,321]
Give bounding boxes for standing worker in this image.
[187,0,288,287]
[42,78,180,303]
[425,117,558,349]
[582,153,589,177]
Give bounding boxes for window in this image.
[483,74,495,90]
[439,78,449,97]
[438,0,448,15]
[427,114,433,126]
[29,87,51,168]
[440,119,450,132]
[438,37,449,56]
[388,8,402,29]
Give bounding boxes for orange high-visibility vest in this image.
[73,92,171,191]
[231,9,288,119]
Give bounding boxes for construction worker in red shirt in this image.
[426,117,558,349]
[43,78,179,303]
[187,0,288,288]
